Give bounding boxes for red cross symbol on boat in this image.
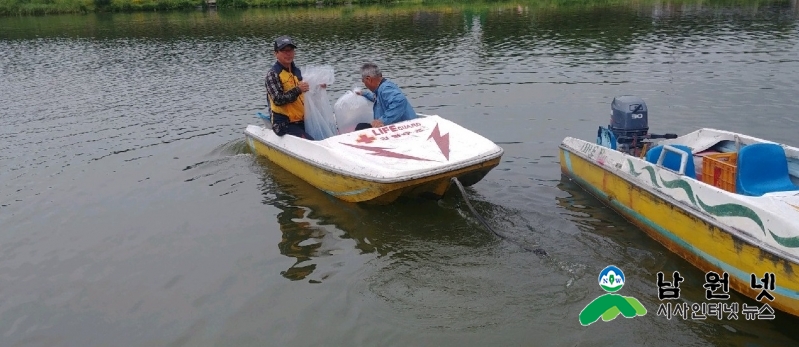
[356,134,376,144]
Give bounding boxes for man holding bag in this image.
[265,35,314,140]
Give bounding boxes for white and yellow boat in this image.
[560,96,799,317]
[245,114,503,204]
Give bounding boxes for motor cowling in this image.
[600,96,677,156]
[610,95,649,142]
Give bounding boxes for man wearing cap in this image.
[355,62,417,130]
[265,35,313,139]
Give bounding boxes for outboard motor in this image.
[610,95,649,154]
[597,95,677,156]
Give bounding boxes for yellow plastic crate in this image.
[701,152,737,193]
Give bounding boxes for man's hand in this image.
[298,81,310,93]
[371,119,384,127]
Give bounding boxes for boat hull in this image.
[559,146,799,318]
[248,132,501,204]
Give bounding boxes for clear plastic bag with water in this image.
[302,65,338,140]
[334,88,374,134]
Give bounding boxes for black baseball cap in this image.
[274,36,297,51]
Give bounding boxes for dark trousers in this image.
[354,123,372,131]
[272,113,315,140]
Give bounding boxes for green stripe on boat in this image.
[696,196,765,235]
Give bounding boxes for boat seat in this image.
[735,143,799,196]
[645,145,696,179]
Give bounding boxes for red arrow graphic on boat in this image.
[341,143,433,162]
[427,123,450,160]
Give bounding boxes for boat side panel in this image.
[560,137,799,253]
[248,134,394,202]
[560,148,799,317]
[246,117,504,182]
[248,134,501,204]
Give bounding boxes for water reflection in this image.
[253,156,367,281]
[555,173,640,238]
[2,1,796,42]
[251,153,518,281]
[275,208,321,281]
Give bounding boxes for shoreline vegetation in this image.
[5,0,379,16]
[0,0,789,16]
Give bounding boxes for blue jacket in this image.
[362,79,417,125]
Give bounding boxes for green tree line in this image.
[0,0,789,17]
[0,0,393,16]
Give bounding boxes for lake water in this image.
[2,2,799,346]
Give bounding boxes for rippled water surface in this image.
[2,2,799,346]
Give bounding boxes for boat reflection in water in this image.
[251,155,503,282]
[254,155,372,282]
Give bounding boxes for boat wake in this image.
[451,177,548,257]
[212,138,252,156]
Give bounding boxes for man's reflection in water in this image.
[256,157,367,282]
[275,205,321,281]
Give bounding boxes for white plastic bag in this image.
[302,65,337,140]
[334,89,374,134]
